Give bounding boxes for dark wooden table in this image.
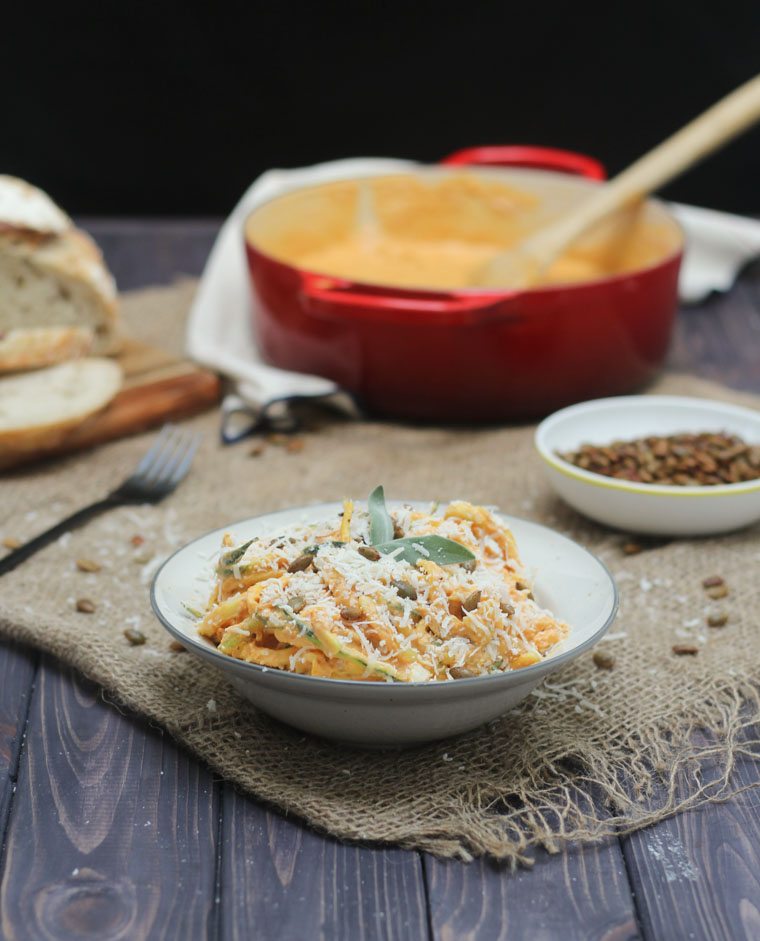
[1,221,760,941]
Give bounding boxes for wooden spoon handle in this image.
[530,73,760,259]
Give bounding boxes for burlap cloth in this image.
[2,281,760,864]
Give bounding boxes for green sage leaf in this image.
[376,534,475,566]
[368,485,394,546]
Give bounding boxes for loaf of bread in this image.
[0,358,123,461]
[0,175,121,372]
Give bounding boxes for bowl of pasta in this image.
[151,490,618,746]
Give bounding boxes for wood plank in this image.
[621,264,760,941]
[425,840,639,941]
[219,784,430,941]
[0,657,220,941]
[621,749,760,941]
[0,643,37,851]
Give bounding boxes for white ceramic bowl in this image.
[151,502,617,747]
[535,395,760,537]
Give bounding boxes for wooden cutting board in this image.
[2,337,221,470]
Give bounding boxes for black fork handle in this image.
[0,495,122,576]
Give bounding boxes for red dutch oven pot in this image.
[243,147,683,422]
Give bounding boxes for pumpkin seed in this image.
[706,584,729,600]
[392,579,417,600]
[450,667,476,679]
[672,644,699,656]
[124,628,146,646]
[448,598,464,619]
[2,537,21,550]
[702,575,724,588]
[707,612,728,628]
[462,590,482,612]
[340,606,362,621]
[288,554,314,573]
[500,601,515,617]
[76,558,101,573]
[358,545,381,561]
[592,651,615,670]
[75,598,95,614]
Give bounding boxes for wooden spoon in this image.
[477,73,760,288]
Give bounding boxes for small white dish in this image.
[535,395,760,537]
[151,502,618,747]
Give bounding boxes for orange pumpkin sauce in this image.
[248,174,681,290]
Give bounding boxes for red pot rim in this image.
[243,164,685,323]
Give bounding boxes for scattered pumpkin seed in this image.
[706,584,729,600]
[75,598,96,614]
[392,579,417,600]
[287,554,314,573]
[392,522,405,539]
[592,651,615,670]
[707,612,728,628]
[702,575,725,588]
[462,590,482,612]
[76,558,101,573]
[622,542,642,556]
[2,537,21,550]
[500,601,515,617]
[124,628,146,646]
[672,643,699,656]
[357,545,381,561]
[340,606,362,621]
[169,640,187,652]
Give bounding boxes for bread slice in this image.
[0,325,94,372]
[0,357,122,459]
[0,176,121,356]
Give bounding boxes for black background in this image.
[4,1,760,216]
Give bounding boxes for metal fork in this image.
[0,424,200,576]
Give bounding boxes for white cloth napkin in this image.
[187,158,760,437]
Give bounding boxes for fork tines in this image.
[129,424,201,493]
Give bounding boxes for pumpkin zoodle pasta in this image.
[197,490,569,682]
